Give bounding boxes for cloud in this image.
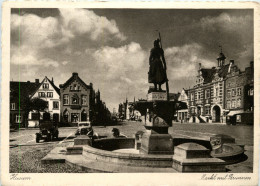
[165,43,215,80]
[92,42,147,79]
[59,9,126,41]
[11,46,59,67]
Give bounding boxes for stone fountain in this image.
[41,38,246,172]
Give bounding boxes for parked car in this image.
[36,120,59,143]
[75,121,93,137]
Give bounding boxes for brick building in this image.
[59,73,95,125]
[186,50,253,124]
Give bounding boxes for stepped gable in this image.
[217,64,230,78]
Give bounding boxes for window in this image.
[47,92,53,98]
[248,88,253,96]
[237,88,241,96]
[11,103,15,110]
[63,95,69,105]
[205,106,210,115]
[227,90,231,98]
[190,93,194,101]
[232,100,236,108]
[215,88,218,97]
[74,84,77,90]
[82,95,88,105]
[43,83,49,89]
[53,101,59,109]
[227,101,231,109]
[72,95,79,104]
[237,99,241,108]
[232,89,236,96]
[38,92,45,97]
[197,92,201,99]
[205,89,210,99]
[190,107,195,114]
[15,114,22,123]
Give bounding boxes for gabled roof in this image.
[30,76,60,98]
[59,73,92,90]
[46,77,60,95]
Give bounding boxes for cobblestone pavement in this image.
[9,121,254,172]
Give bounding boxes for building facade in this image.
[177,89,189,122]
[187,51,253,124]
[10,79,40,128]
[28,77,60,126]
[59,73,94,125]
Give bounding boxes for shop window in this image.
[63,95,69,105]
[71,113,79,123]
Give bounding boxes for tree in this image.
[23,97,48,127]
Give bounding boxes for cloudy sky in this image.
[10,8,253,111]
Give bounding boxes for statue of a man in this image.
[148,39,167,91]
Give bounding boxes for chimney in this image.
[51,77,54,83]
[35,79,39,84]
[90,82,93,87]
[72,72,78,77]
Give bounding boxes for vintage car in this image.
[75,121,93,137]
[36,120,59,143]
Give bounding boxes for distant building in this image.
[186,49,254,124]
[10,79,40,128]
[59,73,94,125]
[176,89,189,122]
[28,76,60,127]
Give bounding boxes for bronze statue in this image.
[148,39,167,91]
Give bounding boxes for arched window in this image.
[63,110,69,122]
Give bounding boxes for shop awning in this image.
[227,110,243,116]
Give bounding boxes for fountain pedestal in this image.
[135,93,176,155]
